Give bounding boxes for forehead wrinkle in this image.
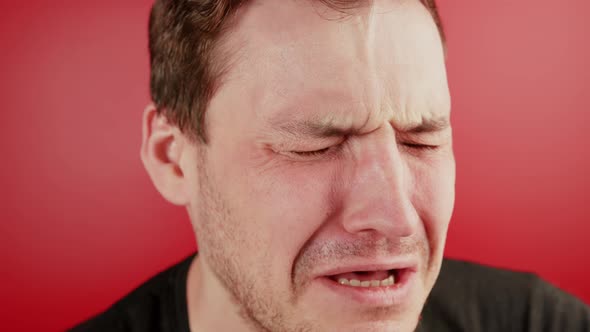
[345,3,400,137]
[219,0,449,142]
[343,0,448,138]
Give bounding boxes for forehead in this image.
[215,0,449,132]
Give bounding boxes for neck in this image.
[186,256,253,332]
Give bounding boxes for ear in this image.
[140,103,189,206]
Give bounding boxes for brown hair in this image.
[148,0,445,143]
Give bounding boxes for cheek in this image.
[410,157,456,255]
[254,166,335,243]
[222,159,339,276]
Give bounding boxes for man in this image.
[72,0,590,331]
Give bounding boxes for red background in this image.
[1,1,589,330]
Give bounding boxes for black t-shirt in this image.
[70,253,590,331]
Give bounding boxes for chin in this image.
[304,301,423,332]
[324,318,419,332]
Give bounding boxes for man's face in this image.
[183,0,454,331]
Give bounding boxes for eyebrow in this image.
[273,118,358,139]
[399,116,451,134]
[273,116,450,139]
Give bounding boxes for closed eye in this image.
[290,142,437,158]
[291,146,332,157]
[402,142,439,150]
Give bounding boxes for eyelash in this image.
[291,146,336,157]
[291,142,438,158]
[402,143,440,151]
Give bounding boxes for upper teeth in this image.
[338,275,395,288]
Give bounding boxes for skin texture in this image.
[141,0,455,331]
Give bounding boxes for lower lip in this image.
[315,269,416,307]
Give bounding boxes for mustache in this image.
[292,236,428,290]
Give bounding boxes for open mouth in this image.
[316,266,417,307]
[327,269,408,288]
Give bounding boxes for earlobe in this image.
[140,104,189,206]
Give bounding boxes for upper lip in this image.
[316,257,419,278]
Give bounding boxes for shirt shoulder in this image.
[419,258,590,332]
[68,253,196,332]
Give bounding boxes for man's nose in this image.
[338,128,419,239]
